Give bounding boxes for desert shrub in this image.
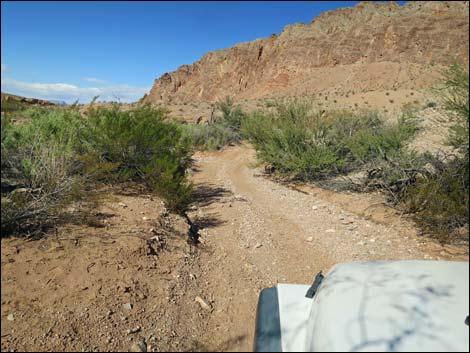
[424,100,438,108]
[440,62,469,157]
[363,149,430,203]
[368,63,469,241]
[181,97,245,151]
[402,157,468,241]
[400,62,469,240]
[1,98,25,113]
[81,105,193,213]
[242,100,417,180]
[1,105,195,236]
[1,109,86,235]
[346,111,417,163]
[181,123,240,151]
[213,96,245,131]
[243,113,345,177]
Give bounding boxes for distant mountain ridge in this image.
[1,92,60,106]
[143,1,469,105]
[48,99,68,106]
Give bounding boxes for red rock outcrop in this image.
[144,1,469,105]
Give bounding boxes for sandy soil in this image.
[166,86,431,124]
[1,145,468,352]
[187,145,468,351]
[1,192,209,352]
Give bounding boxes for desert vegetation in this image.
[180,97,244,151]
[362,63,468,241]
[1,64,468,243]
[242,99,417,180]
[241,63,468,242]
[400,63,469,240]
[1,103,193,236]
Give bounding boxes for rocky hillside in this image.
[143,1,469,105]
[1,93,58,106]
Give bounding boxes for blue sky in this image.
[1,1,404,103]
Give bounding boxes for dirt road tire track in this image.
[2,144,466,352]
[189,144,462,351]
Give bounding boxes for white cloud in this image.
[1,64,6,73]
[82,77,107,84]
[1,78,150,103]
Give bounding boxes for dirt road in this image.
[188,144,466,351]
[2,144,467,352]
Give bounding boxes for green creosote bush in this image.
[81,105,193,213]
[1,108,87,235]
[366,62,468,241]
[401,62,469,240]
[180,96,245,151]
[241,98,418,180]
[1,105,194,236]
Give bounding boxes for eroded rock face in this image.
[1,93,56,106]
[143,1,469,104]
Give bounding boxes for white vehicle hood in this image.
[301,260,469,352]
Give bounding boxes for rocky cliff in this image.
[144,1,469,105]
